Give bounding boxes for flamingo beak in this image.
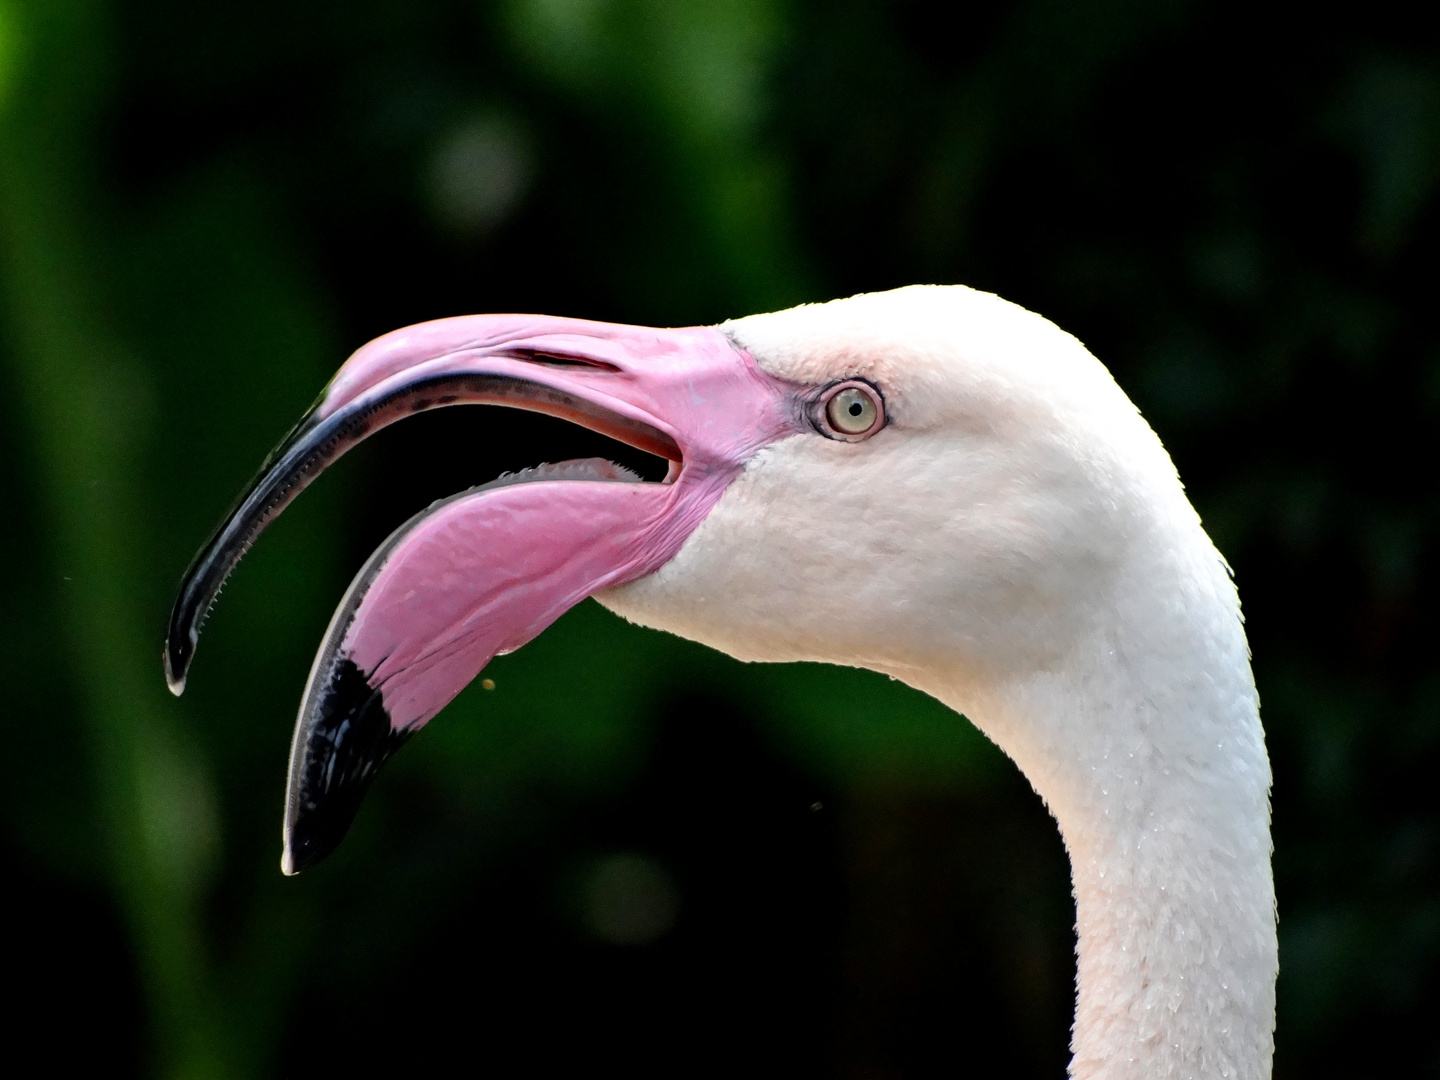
[164,314,801,874]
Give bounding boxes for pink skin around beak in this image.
[164,315,803,873]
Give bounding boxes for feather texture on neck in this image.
[600,284,1276,1079]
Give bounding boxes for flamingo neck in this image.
[919,552,1276,1079]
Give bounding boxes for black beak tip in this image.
[280,657,414,876]
[281,779,374,876]
[163,640,189,697]
[281,816,348,876]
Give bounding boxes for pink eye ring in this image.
[818,380,885,440]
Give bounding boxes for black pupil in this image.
[848,400,863,416]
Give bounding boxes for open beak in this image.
[164,314,801,874]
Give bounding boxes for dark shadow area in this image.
[279,694,846,1077]
[277,695,1076,1079]
[3,836,148,1077]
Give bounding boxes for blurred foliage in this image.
[0,1,1437,1078]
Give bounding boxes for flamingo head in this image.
[166,286,1158,873]
[164,305,877,872]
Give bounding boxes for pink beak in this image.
[164,314,803,873]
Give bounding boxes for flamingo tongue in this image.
[282,460,669,874]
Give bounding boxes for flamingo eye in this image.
[821,382,884,439]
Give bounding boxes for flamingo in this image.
[165,285,1276,1079]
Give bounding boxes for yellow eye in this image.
[824,384,882,437]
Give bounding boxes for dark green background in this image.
[1,1,1436,1077]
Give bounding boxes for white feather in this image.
[600,284,1275,1080]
